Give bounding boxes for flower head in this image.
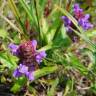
[78,15,93,30]
[62,3,93,31]
[9,40,46,81]
[73,3,84,19]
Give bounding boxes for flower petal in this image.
[19,64,28,74]
[13,68,22,78]
[36,51,47,64]
[26,72,34,81]
[8,43,19,55]
[31,40,37,50]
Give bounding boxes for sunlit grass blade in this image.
[47,78,59,96]
[8,0,20,19]
[8,0,27,35]
[63,79,75,96]
[19,0,33,22]
[0,13,22,34]
[34,66,58,79]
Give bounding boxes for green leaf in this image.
[68,53,88,75]
[63,79,76,96]
[0,52,17,69]
[28,85,37,95]
[0,29,8,39]
[8,0,20,19]
[90,82,96,94]
[11,77,27,93]
[34,66,58,79]
[19,0,33,23]
[47,78,59,96]
[52,25,71,48]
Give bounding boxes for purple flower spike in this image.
[36,51,47,64]
[8,43,18,55]
[73,3,93,30]
[10,40,47,81]
[62,3,93,31]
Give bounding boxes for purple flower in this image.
[61,16,71,26]
[8,43,19,55]
[26,72,34,81]
[36,51,47,64]
[13,64,34,81]
[73,3,84,19]
[9,40,47,81]
[73,4,93,30]
[62,3,93,31]
[19,64,28,74]
[74,3,80,9]
[61,16,72,32]
[31,40,37,50]
[13,68,22,78]
[78,15,93,30]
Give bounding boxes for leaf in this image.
[28,85,37,95]
[11,77,27,93]
[8,0,26,35]
[0,29,8,39]
[68,53,88,75]
[19,0,33,22]
[0,52,17,69]
[34,66,58,79]
[52,25,71,48]
[8,0,20,18]
[90,82,96,94]
[63,79,76,96]
[47,78,59,96]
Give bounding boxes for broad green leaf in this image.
[52,25,71,48]
[11,77,27,93]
